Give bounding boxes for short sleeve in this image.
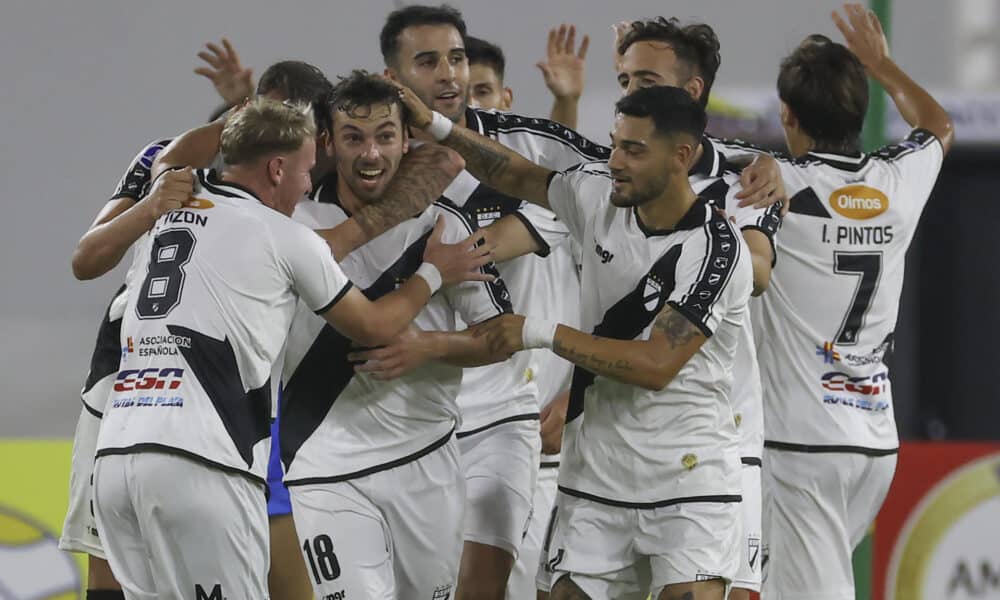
[873,129,944,220]
[719,178,782,265]
[110,139,172,201]
[512,202,571,257]
[276,222,353,314]
[546,163,611,245]
[666,218,751,337]
[435,204,513,326]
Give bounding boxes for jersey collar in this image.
[802,150,871,172]
[632,196,711,237]
[200,169,263,204]
[688,136,724,178]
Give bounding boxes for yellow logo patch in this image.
[182,197,215,210]
[829,185,888,220]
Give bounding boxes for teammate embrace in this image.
[62,3,951,600]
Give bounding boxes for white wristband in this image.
[522,317,559,350]
[415,262,442,295]
[427,111,454,142]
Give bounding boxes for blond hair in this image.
[220,98,317,166]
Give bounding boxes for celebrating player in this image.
[755,5,953,599]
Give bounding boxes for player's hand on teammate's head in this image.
[736,154,788,214]
[348,326,434,381]
[144,167,194,221]
[472,313,526,358]
[195,38,255,106]
[387,79,434,129]
[537,24,590,101]
[422,216,497,286]
[832,3,891,74]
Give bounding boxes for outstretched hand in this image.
[194,38,255,105]
[537,24,590,101]
[832,3,890,74]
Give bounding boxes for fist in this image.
[146,167,194,220]
[474,313,527,358]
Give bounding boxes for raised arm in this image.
[152,120,227,180]
[833,3,954,153]
[396,84,554,208]
[537,24,589,130]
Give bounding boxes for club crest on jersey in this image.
[643,276,664,312]
[829,185,889,220]
[475,206,502,228]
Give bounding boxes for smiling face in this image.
[616,41,703,102]
[468,63,511,111]
[606,113,681,208]
[330,102,407,203]
[386,24,469,123]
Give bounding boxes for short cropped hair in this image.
[618,17,721,108]
[466,36,506,82]
[380,4,467,66]
[330,69,410,125]
[778,34,868,151]
[221,98,317,166]
[615,85,707,141]
[256,61,335,135]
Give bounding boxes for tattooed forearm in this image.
[653,308,703,350]
[354,145,458,238]
[553,339,634,375]
[444,127,512,183]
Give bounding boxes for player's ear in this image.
[684,76,705,105]
[501,87,513,111]
[779,101,797,130]
[266,156,284,186]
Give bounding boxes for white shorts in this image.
[457,418,541,558]
[509,459,558,598]
[733,462,762,592]
[93,451,269,600]
[538,491,740,599]
[761,448,897,600]
[59,404,105,559]
[289,438,465,600]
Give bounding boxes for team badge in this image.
[643,276,663,312]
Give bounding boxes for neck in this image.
[636,174,698,231]
[335,173,367,215]
[220,166,273,206]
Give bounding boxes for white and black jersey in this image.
[752,129,944,453]
[82,139,173,418]
[96,170,352,483]
[448,108,607,436]
[693,172,783,462]
[280,178,512,486]
[546,161,754,507]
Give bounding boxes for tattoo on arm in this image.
[553,338,634,375]
[445,127,512,183]
[653,308,704,350]
[353,147,453,238]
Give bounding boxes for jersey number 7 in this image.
[136,229,196,319]
[833,251,882,346]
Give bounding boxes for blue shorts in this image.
[267,393,292,517]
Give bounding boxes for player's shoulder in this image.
[112,138,174,200]
[869,128,941,163]
[467,107,610,159]
[431,197,478,235]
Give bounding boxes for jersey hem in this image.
[764,440,899,456]
[740,456,762,467]
[456,412,540,439]
[95,443,267,486]
[665,300,714,338]
[314,281,354,315]
[81,397,104,419]
[558,485,741,509]
[284,427,454,486]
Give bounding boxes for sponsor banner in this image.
[705,88,1000,146]
[0,440,84,598]
[874,442,1000,600]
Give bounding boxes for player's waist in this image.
[95,442,268,486]
[283,427,455,486]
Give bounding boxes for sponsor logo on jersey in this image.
[817,339,892,366]
[595,242,614,264]
[195,583,224,600]
[139,142,167,169]
[113,367,184,392]
[816,341,842,364]
[182,197,215,210]
[322,592,347,600]
[829,185,889,220]
[821,369,891,411]
[122,334,192,359]
[432,584,453,599]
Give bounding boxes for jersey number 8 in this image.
[136,229,196,319]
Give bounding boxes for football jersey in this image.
[755,129,944,451]
[280,179,512,485]
[96,169,352,482]
[82,139,172,417]
[447,108,610,434]
[693,172,783,461]
[547,161,754,506]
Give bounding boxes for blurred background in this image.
[0,1,997,598]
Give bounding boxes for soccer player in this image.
[378,6,609,599]
[400,82,754,599]
[276,71,512,600]
[612,18,784,598]
[466,36,513,112]
[91,98,491,599]
[755,5,953,599]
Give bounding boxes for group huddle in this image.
[60,3,952,600]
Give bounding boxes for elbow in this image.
[640,366,676,392]
[71,248,100,281]
[936,118,956,154]
[751,275,770,297]
[353,320,397,349]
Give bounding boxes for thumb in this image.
[428,215,445,244]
